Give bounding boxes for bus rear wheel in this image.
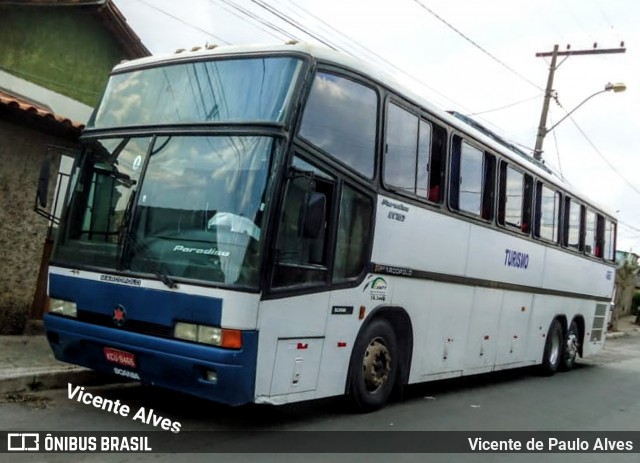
[348,319,398,412]
[540,319,563,375]
[561,319,580,371]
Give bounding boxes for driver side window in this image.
[272,157,335,288]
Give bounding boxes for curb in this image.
[0,368,114,396]
[605,331,627,339]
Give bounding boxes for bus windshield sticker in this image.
[172,246,231,257]
[100,275,142,286]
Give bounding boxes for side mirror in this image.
[300,191,326,239]
[37,155,52,208]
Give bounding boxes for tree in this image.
[612,260,639,331]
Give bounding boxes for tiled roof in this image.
[0,0,151,59]
[0,89,85,135]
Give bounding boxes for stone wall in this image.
[0,119,76,333]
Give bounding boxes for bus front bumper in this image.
[44,314,258,406]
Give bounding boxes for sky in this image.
[113,0,640,252]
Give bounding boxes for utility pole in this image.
[533,43,626,161]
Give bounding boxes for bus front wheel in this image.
[348,319,398,412]
[540,319,563,375]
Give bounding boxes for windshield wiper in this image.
[121,230,178,289]
[118,222,178,290]
[154,271,178,289]
[115,173,178,289]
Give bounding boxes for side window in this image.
[333,184,373,282]
[604,219,616,261]
[563,198,583,250]
[459,142,483,216]
[450,137,494,220]
[272,157,335,288]
[585,209,598,256]
[534,183,560,242]
[383,102,445,204]
[299,72,378,178]
[384,103,419,194]
[416,120,431,197]
[498,163,532,233]
[427,125,447,203]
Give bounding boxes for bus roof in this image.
[113,42,615,219]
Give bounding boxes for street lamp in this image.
[533,82,626,161]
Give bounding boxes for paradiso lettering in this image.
[504,249,529,269]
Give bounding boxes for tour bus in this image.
[41,43,616,411]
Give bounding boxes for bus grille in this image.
[77,311,174,339]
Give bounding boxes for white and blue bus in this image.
[43,43,616,411]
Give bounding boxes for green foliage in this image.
[0,7,126,106]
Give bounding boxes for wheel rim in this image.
[566,324,579,362]
[566,334,578,360]
[549,329,561,366]
[362,337,391,393]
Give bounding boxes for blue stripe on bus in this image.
[49,274,222,327]
[44,314,258,406]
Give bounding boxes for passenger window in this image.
[272,157,335,288]
[498,163,532,233]
[564,198,583,250]
[384,103,419,194]
[534,183,560,242]
[585,210,598,256]
[459,142,483,216]
[450,138,494,220]
[604,219,616,261]
[383,102,445,204]
[333,184,373,282]
[427,125,447,203]
[299,73,378,178]
[416,120,431,197]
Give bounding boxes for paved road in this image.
[2,335,640,462]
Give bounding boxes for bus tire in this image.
[561,319,580,371]
[348,319,398,412]
[540,319,563,375]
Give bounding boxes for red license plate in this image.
[103,347,137,368]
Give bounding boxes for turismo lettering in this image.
[504,249,529,269]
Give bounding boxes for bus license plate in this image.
[103,347,137,368]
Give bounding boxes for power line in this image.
[267,0,528,142]
[209,0,297,42]
[548,113,565,179]
[248,0,338,49]
[466,94,542,116]
[274,0,471,112]
[619,221,640,235]
[410,0,544,91]
[566,114,640,197]
[134,0,230,45]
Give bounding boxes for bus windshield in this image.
[87,56,304,129]
[54,135,277,288]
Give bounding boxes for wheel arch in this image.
[345,305,414,394]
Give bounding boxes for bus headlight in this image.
[174,322,242,349]
[198,326,222,346]
[48,298,78,318]
[174,322,198,342]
